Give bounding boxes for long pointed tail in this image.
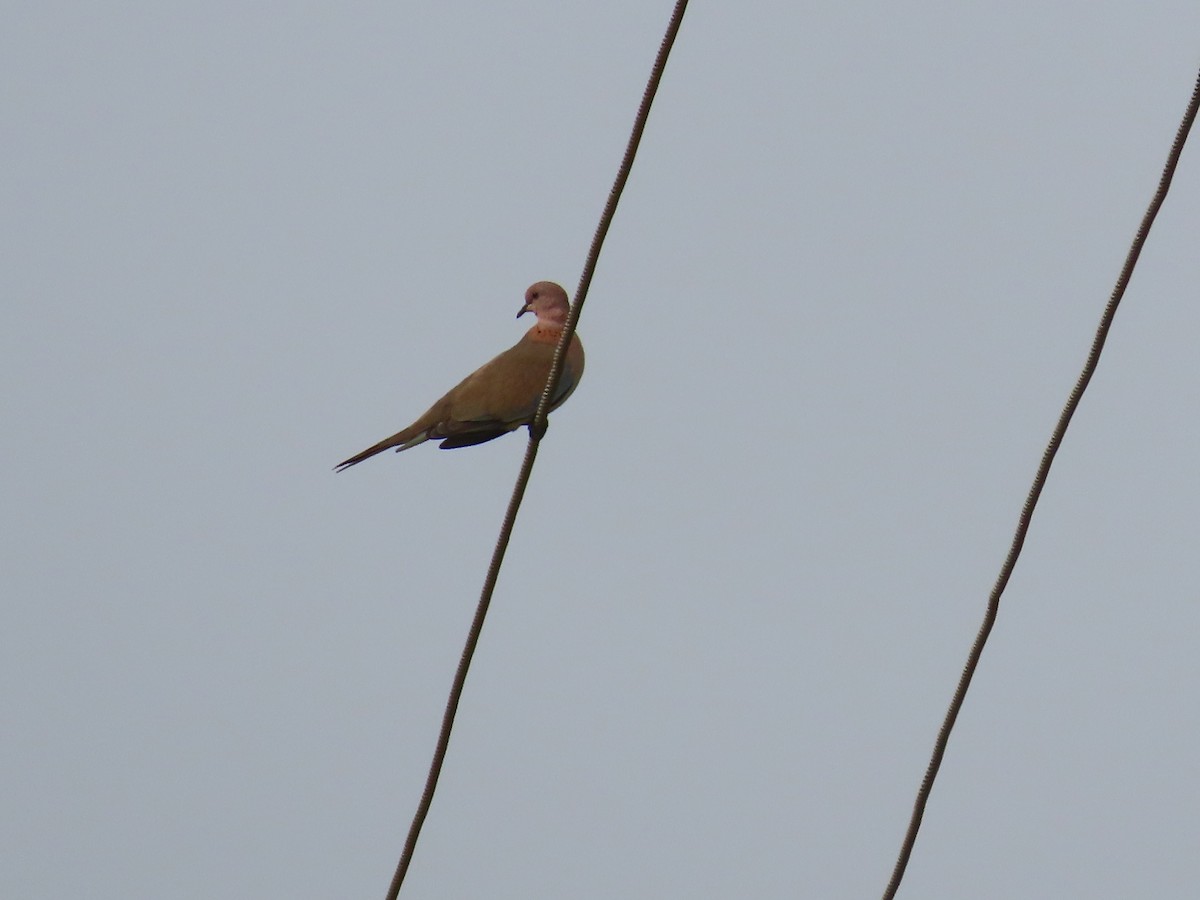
[334,427,425,471]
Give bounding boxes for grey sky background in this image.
[4,3,1199,898]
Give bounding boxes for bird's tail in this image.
[334,426,426,471]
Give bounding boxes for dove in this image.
[335,281,584,471]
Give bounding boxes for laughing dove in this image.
[335,281,584,471]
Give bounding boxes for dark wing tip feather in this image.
[438,428,511,450]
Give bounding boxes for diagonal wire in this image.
[882,66,1200,900]
[384,3,690,897]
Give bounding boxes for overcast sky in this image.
[4,3,1199,898]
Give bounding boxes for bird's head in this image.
[518,281,571,325]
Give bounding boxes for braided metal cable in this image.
[882,67,1200,900]
[385,4,690,897]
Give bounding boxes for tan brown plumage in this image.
[335,281,584,471]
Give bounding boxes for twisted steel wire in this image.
[384,4,690,897]
[882,67,1200,900]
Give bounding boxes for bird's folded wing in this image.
[443,337,581,431]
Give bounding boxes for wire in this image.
[881,66,1200,900]
[383,3,690,897]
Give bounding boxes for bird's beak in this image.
[517,302,532,319]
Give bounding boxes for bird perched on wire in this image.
[335,281,584,471]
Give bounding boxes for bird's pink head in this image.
[517,281,570,326]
